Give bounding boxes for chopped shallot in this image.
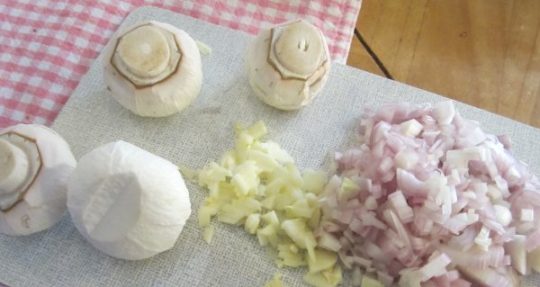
[318,101,540,286]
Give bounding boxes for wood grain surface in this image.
[346,33,385,76]
[348,0,540,128]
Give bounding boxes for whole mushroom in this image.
[103,21,202,117]
[0,124,76,236]
[67,141,192,260]
[247,19,331,110]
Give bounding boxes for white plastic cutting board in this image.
[1,6,539,287]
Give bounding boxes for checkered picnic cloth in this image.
[0,0,361,128]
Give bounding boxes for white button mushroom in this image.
[247,19,331,110]
[67,141,191,260]
[103,21,202,117]
[0,124,76,236]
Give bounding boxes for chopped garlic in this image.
[307,248,337,273]
[198,203,218,227]
[265,273,286,287]
[285,199,313,219]
[194,122,341,287]
[303,265,342,287]
[203,226,214,244]
[262,211,280,226]
[339,177,359,201]
[257,224,279,247]
[318,231,341,252]
[277,243,306,267]
[245,213,261,234]
[302,170,328,194]
[281,219,317,259]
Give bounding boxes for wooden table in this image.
[348,0,540,128]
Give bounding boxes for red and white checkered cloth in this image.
[0,0,361,128]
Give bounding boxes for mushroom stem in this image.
[115,25,172,80]
[0,138,29,198]
[247,19,331,110]
[104,21,202,117]
[0,124,76,236]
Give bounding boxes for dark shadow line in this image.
[354,28,394,80]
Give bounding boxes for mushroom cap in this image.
[0,124,77,236]
[67,141,191,260]
[103,21,202,117]
[247,19,331,110]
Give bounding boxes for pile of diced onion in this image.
[318,101,540,286]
